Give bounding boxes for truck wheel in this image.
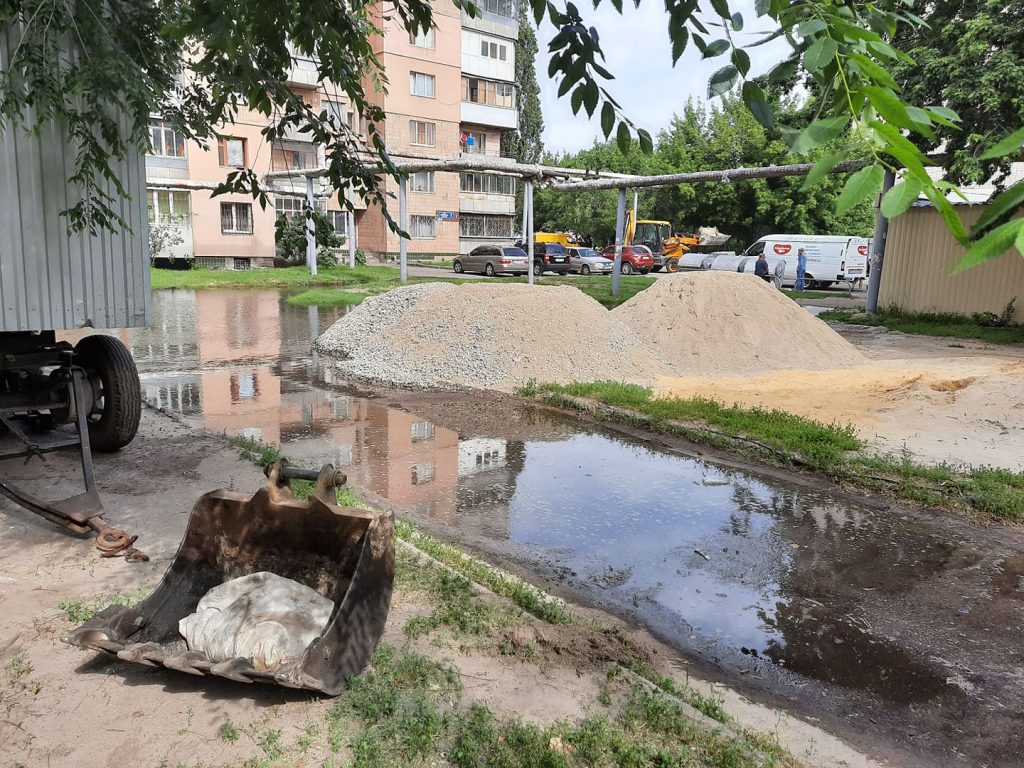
[74,335,142,452]
[666,258,680,273]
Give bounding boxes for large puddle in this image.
[106,288,1023,766]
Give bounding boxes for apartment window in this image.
[461,130,487,154]
[480,40,507,61]
[149,120,185,158]
[411,462,435,485]
[410,72,435,98]
[218,137,246,167]
[411,421,436,441]
[330,210,349,235]
[478,0,515,19]
[147,190,192,225]
[409,215,436,239]
[271,146,316,171]
[460,173,515,195]
[324,99,344,125]
[411,171,435,193]
[460,214,513,238]
[409,120,436,147]
[462,76,514,108]
[274,197,326,220]
[220,202,253,234]
[410,27,435,48]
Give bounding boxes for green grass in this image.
[286,288,374,306]
[522,380,1024,522]
[150,264,399,290]
[821,307,1024,344]
[782,289,855,300]
[58,587,150,624]
[410,259,454,269]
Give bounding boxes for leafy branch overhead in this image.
[2,0,1023,267]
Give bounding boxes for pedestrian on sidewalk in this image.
[795,247,808,290]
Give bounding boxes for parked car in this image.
[601,244,655,275]
[567,247,613,275]
[454,245,530,276]
[532,242,571,276]
[741,234,871,289]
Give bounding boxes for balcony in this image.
[461,102,517,129]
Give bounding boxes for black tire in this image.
[651,266,663,273]
[485,263,495,276]
[666,258,680,273]
[74,335,141,452]
[581,265,591,276]
[621,262,633,275]
[453,260,464,273]
[533,261,543,276]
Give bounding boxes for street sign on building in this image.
[436,211,458,221]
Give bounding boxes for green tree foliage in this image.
[275,209,343,265]
[501,4,544,164]
[534,95,875,248]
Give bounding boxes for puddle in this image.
[92,288,1024,765]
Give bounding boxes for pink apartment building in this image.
[146,0,521,268]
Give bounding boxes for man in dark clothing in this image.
[754,254,771,282]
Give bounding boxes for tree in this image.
[148,224,185,266]
[3,0,1022,265]
[501,4,544,164]
[275,210,343,265]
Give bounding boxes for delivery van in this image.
[742,235,871,288]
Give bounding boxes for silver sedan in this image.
[567,247,614,275]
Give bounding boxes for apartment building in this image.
[146,1,520,268]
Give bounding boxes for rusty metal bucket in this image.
[62,461,394,695]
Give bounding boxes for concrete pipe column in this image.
[612,187,627,297]
[399,176,408,285]
[347,182,356,269]
[306,176,318,277]
[525,181,535,286]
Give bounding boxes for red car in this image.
[601,244,655,275]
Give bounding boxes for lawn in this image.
[521,380,1024,522]
[782,288,855,300]
[149,264,399,290]
[821,307,1024,344]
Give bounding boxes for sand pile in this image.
[612,271,866,374]
[315,282,673,391]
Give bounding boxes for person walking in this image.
[795,247,808,290]
[754,252,771,282]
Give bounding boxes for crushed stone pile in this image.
[612,271,866,375]
[315,282,673,391]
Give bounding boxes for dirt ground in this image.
[0,410,880,768]
[653,325,1024,470]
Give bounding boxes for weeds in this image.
[58,587,149,624]
[821,304,1024,344]
[4,653,32,681]
[219,721,239,743]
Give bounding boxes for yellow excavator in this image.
[625,210,730,272]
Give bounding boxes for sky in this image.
[535,0,791,155]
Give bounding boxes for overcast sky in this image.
[535,0,791,155]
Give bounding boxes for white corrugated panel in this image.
[0,30,150,332]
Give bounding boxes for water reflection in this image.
[124,290,982,717]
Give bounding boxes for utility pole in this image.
[612,187,627,297]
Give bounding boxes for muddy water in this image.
[125,288,1023,767]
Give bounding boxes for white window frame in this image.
[148,190,192,226]
[411,171,435,193]
[220,202,253,235]
[480,40,507,60]
[410,27,435,48]
[462,130,487,154]
[329,210,349,236]
[409,215,436,239]
[409,120,436,147]
[410,72,435,98]
[149,120,185,158]
[460,173,515,195]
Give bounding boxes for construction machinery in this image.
[64,461,395,695]
[625,210,730,272]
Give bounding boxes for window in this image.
[218,137,246,167]
[271,145,316,171]
[410,72,435,98]
[274,197,326,220]
[324,99,344,125]
[411,462,435,485]
[460,173,515,195]
[410,27,435,48]
[330,210,349,235]
[409,120,436,147]
[460,214,513,238]
[480,40,507,60]
[149,120,185,158]
[411,171,435,193]
[478,0,515,19]
[461,77,514,108]
[461,130,487,154]
[409,215,436,239]
[411,421,436,441]
[147,190,192,225]
[220,202,253,234]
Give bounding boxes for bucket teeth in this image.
[117,642,164,666]
[163,651,212,676]
[210,658,257,684]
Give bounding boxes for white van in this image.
[742,235,871,288]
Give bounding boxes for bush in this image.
[275,209,343,264]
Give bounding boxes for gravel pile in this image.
[612,271,866,375]
[315,282,673,391]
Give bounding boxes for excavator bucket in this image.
[62,461,394,696]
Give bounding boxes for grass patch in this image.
[782,289,854,300]
[59,586,150,624]
[150,264,399,291]
[286,288,373,306]
[410,259,454,269]
[522,381,1024,522]
[821,306,1024,344]
[396,520,571,625]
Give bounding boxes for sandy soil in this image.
[0,409,879,768]
[654,330,1024,470]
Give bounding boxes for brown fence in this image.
[880,205,1024,323]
